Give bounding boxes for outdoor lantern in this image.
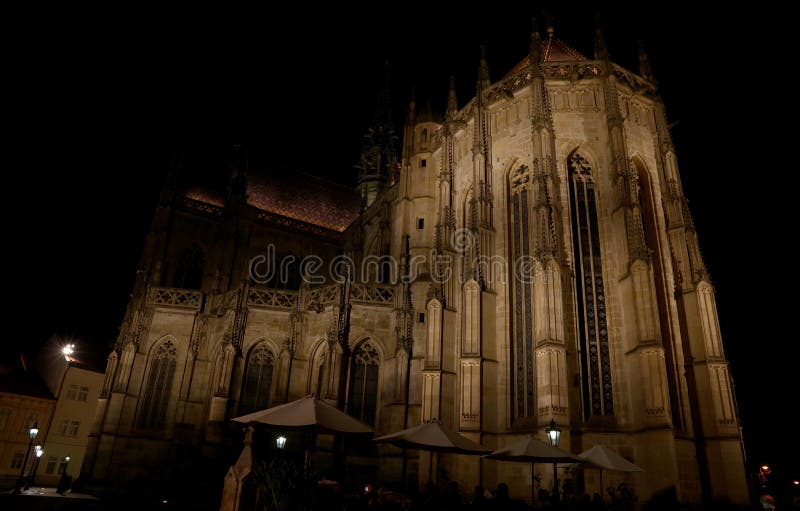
[29,422,39,441]
[65,454,71,463]
[35,445,43,458]
[546,419,561,447]
[276,436,287,449]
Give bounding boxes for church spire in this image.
[356,61,398,209]
[226,143,248,209]
[530,17,543,76]
[446,76,458,120]
[593,15,610,61]
[638,40,655,82]
[477,45,490,93]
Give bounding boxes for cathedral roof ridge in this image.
[183,167,361,233]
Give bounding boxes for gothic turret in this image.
[356,61,398,209]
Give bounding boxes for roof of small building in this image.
[184,170,362,233]
[0,365,55,400]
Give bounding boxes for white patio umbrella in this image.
[484,436,583,504]
[577,445,643,498]
[373,420,490,482]
[233,395,373,481]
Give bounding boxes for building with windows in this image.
[0,360,54,489]
[34,351,104,487]
[83,21,747,507]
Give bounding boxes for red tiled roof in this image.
[505,37,587,77]
[185,172,362,233]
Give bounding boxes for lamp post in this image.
[13,421,39,495]
[23,445,44,490]
[546,419,562,502]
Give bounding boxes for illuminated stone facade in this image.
[83,27,747,506]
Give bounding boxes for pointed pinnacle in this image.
[446,76,458,119]
[593,14,609,60]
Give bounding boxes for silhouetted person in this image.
[471,485,488,510]
[443,481,462,511]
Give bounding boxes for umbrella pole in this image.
[531,462,535,506]
[428,451,433,482]
[599,468,603,501]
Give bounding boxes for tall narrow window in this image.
[0,407,10,431]
[138,340,177,430]
[568,151,614,419]
[174,245,204,289]
[509,164,535,419]
[348,342,380,426]
[239,343,275,415]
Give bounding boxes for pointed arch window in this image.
[138,340,177,430]
[509,164,535,419]
[174,245,204,289]
[347,342,380,426]
[568,151,614,418]
[239,343,275,415]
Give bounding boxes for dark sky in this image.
[9,5,797,485]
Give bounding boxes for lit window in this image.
[78,386,89,402]
[66,384,78,400]
[11,452,24,469]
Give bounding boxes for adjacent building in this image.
[0,359,54,489]
[82,21,748,506]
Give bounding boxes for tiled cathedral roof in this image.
[184,171,362,233]
[505,36,587,77]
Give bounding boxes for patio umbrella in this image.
[577,445,643,498]
[373,421,490,481]
[484,436,583,504]
[232,395,373,435]
[233,395,373,487]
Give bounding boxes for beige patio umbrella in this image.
[233,395,373,481]
[373,420,490,482]
[232,395,373,434]
[484,436,583,504]
[577,445,643,498]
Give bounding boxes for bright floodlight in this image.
[62,343,75,361]
[276,436,287,449]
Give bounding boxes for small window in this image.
[418,312,425,323]
[11,452,24,469]
[69,421,80,437]
[0,407,10,431]
[67,384,78,400]
[417,218,424,230]
[45,456,58,474]
[59,419,70,436]
[420,159,427,168]
[21,413,38,432]
[78,386,89,402]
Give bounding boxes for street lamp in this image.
[276,436,287,449]
[546,419,562,447]
[62,343,75,361]
[24,445,44,490]
[546,419,562,502]
[13,421,39,495]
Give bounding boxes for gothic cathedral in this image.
[82,22,748,505]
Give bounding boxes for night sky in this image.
[9,5,797,486]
